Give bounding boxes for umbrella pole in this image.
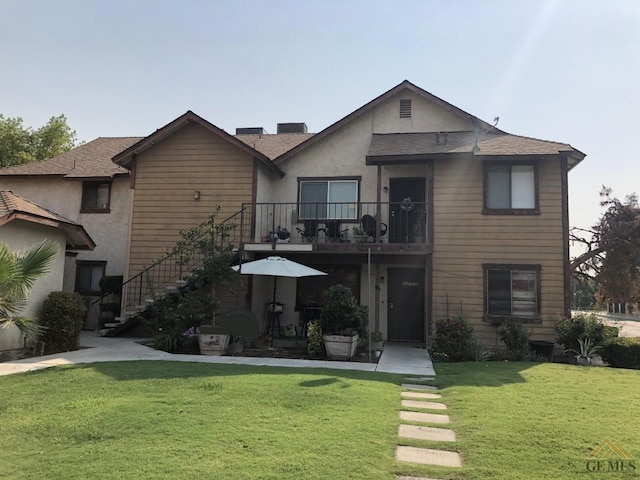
[271,276,278,347]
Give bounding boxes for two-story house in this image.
[0,80,584,348]
[236,80,584,346]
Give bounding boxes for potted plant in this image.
[565,335,603,366]
[351,226,369,243]
[372,331,384,351]
[319,284,366,360]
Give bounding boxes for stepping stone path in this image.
[395,377,462,479]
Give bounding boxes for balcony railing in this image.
[240,202,427,245]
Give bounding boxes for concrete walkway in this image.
[0,332,434,377]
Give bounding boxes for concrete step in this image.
[396,446,461,467]
[401,391,442,400]
[399,411,450,424]
[401,400,447,410]
[401,383,438,391]
[398,424,456,442]
[104,322,120,328]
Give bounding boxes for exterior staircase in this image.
[94,208,247,336]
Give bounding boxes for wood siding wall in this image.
[432,157,565,345]
[127,123,255,291]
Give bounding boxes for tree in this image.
[0,114,77,167]
[571,187,640,304]
[0,241,59,341]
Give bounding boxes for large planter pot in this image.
[323,333,359,360]
[197,326,229,356]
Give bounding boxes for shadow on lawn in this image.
[56,360,400,387]
[433,361,539,388]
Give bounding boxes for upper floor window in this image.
[298,178,359,220]
[75,260,106,295]
[484,163,538,214]
[485,265,540,321]
[81,181,111,213]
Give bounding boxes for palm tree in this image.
[0,240,59,341]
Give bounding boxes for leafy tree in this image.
[0,241,59,341]
[571,188,640,304]
[0,114,77,167]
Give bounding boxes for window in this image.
[484,163,537,213]
[81,182,111,212]
[485,265,539,320]
[298,179,358,220]
[75,261,106,295]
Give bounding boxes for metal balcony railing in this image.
[240,202,427,245]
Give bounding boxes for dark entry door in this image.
[387,268,425,342]
[389,177,426,243]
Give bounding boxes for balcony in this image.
[239,202,430,254]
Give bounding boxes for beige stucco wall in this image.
[0,221,66,351]
[0,176,132,290]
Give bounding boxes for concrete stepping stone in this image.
[396,446,462,467]
[403,377,435,382]
[401,391,442,400]
[400,410,450,424]
[398,424,456,442]
[401,399,447,410]
[396,477,443,480]
[401,383,438,391]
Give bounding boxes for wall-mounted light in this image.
[383,186,388,193]
[193,191,201,200]
[380,275,385,283]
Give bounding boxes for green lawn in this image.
[0,361,639,479]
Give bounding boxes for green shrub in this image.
[601,337,640,369]
[430,313,474,362]
[306,321,325,357]
[465,338,493,362]
[152,327,199,354]
[499,321,531,361]
[319,285,366,336]
[40,292,87,354]
[554,313,618,351]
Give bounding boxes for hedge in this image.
[601,337,640,370]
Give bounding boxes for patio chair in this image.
[324,220,349,242]
[361,214,388,241]
[295,219,326,242]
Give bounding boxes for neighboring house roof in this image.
[235,133,315,160]
[0,191,95,250]
[113,111,285,177]
[367,131,586,167]
[0,137,141,179]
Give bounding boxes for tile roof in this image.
[0,191,95,250]
[367,131,582,157]
[0,137,142,178]
[235,133,315,160]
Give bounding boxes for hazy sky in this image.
[1,0,639,233]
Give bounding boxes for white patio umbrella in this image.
[232,256,327,307]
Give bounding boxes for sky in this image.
[1,0,639,234]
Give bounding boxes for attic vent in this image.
[399,99,412,118]
[277,123,308,134]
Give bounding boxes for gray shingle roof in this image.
[367,132,580,157]
[0,137,142,178]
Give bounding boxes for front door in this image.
[387,267,425,342]
[389,177,426,243]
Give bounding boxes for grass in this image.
[0,362,404,480]
[408,361,640,480]
[1,361,639,479]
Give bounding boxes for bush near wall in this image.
[554,313,618,351]
[601,337,640,369]
[40,292,87,354]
